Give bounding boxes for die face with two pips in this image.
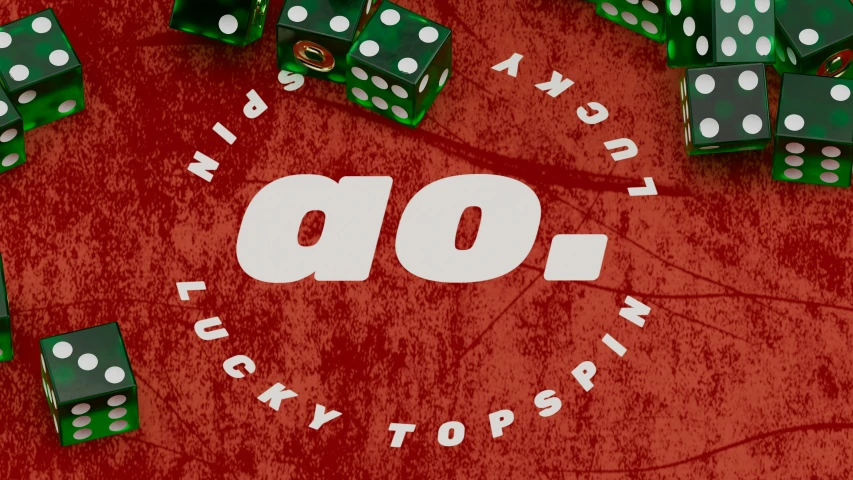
[277,0,381,83]
[666,0,775,68]
[170,0,269,46]
[773,74,853,187]
[774,0,853,79]
[0,253,11,362]
[346,2,451,127]
[0,89,25,174]
[681,63,771,154]
[0,9,85,131]
[40,322,139,446]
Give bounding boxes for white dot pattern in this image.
[419,27,439,43]
[700,118,720,138]
[670,0,682,14]
[53,342,73,359]
[71,403,90,415]
[738,71,759,91]
[391,85,408,98]
[58,100,77,113]
[18,90,36,104]
[49,50,69,67]
[419,75,430,92]
[0,32,11,49]
[72,416,91,427]
[329,16,350,33]
[381,9,400,26]
[398,58,418,74]
[822,147,841,158]
[10,65,29,82]
[799,29,819,46]
[371,97,388,110]
[287,6,307,23]
[108,395,127,407]
[371,76,388,89]
[392,106,408,119]
[784,114,805,131]
[359,40,379,57]
[683,17,695,36]
[831,85,851,102]
[0,129,17,143]
[109,420,129,432]
[105,366,126,384]
[695,74,715,94]
[32,17,52,34]
[351,88,368,101]
[78,353,98,371]
[2,154,19,167]
[0,101,7,116]
[351,67,368,81]
[109,408,127,419]
[73,429,92,440]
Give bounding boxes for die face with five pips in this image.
[0,8,85,131]
[40,322,139,446]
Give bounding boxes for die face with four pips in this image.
[346,2,451,127]
[666,0,775,68]
[277,0,381,83]
[595,0,666,44]
[40,322,139,446]
[0,89,25,174]
[773,74,853,187]
[170,0,269,46]
[773,0,853,79]
[0,253,12,362]
[0,9,85,131]
[681,63,771,155]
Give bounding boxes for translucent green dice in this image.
[595,0,666,43]
[0,9,85,131]
[665,0,775,67]
[170,0,269,46]
[0,254,12,363]
[40,323,139,446]
[774,0,853,79]
[773,74,853,187]
[0,89,25,173]
[277,0,379,83]
[346,2,451,127]
[680,64,771,155]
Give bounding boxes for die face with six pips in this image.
[0,9,85,131]
[40,322,139,446]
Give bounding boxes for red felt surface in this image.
[1,0,852,478]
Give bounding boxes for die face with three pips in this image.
[277,0,381,83]
[346,2,452,127]
[0,8,85,131]
[40,322,139,446]
[0,89,25,174]
[170,0,269,46]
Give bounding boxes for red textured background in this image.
[1,0,852,478]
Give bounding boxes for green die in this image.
[595,0,666,43]
[170,0,269,46]
[40,322,139,446]
[665,0,775,67]
[346,2,451,127]
[277,0,380,83]
[773,74,853,187]
[0,254,11,362]
[0,89,25,173]
[0,9,85,131]
[681,64,771,155]
[774,0,853,79]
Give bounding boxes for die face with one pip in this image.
[774,0,853,79]
[595,0,666,44]
[681,64,771,155]
[277,0,381,83]
[773,74,853,187]
[0,254,11,362]
[170,0,269,46]
[0,89,25,174]
[665,0,775,67]
[40,322,139,446]
[0,9,85,131]
[346,2,451,127]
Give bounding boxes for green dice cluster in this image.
[170,0,269,46]
[0,8,85,173]
[589,0,853,186]
[40,322,139,446]
[277,0,452,128]
[0,253,12,363]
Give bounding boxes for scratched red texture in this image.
[0,0,851,478]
